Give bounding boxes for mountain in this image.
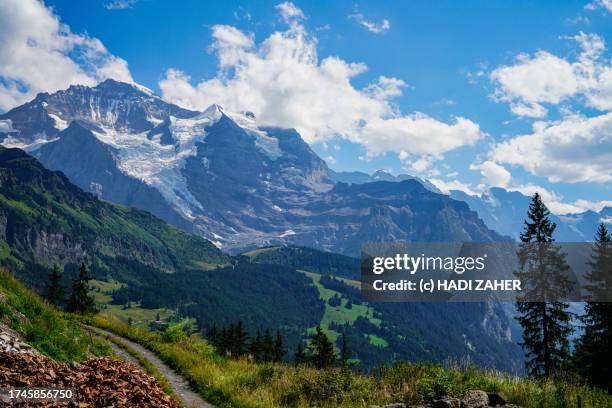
[0,145,227,285]
[0,145,522,372]
[450,188,608,242]
[1,80,506,255]
[329,168,442,193]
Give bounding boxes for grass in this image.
[367,334,389,348]
[88,316,612,408]
[0,268,111,362]
[89,279,175,329]
[302,271,381,343]
[242,247,281,257]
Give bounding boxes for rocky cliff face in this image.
[1,80,504,255]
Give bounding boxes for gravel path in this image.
[85,325,214,408]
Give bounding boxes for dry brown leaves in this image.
[0,351,181,407]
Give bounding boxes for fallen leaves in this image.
[0,351,181,407]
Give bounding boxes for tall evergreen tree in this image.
[230,321,248,357]
[66,263,96,314]
[261,328,275,361]
[515,193,573,378]
[250,330,263,361]
[309,325,336,369]
[294,342,308,366]
[273,330,286,362]
[46,264,64,306]
[340,331,350,368]
[574,223,612,390]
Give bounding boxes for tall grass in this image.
[90,316,612,408]
[0,268,110,361]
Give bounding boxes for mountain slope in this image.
[2,80,504,255]
[450,188,607,241]
[0,144,226,286]
[0,147,523,371]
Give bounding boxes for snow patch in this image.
[279,229,296,238]
[1,134,57,151]
[48,113,69,131]
[91,108,223,219]
[0,119,15,133]
[225,110,282,160]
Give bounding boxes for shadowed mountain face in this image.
[0,80,505,255]
[450,188,609,242]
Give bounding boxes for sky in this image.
[0,0,611,214]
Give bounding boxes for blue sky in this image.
[1,0,612,213]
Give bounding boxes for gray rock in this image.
[461,390,488,408]
[487,392,508,406]
[433,398,461,408]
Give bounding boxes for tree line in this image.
[206,322,351,369]
[516,193,611,391]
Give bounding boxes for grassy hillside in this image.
[0,268,110,361]
[0,146,228,289]
[91,316,612,408]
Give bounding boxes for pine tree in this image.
[309,325,336,369]
[261,328,275,361]
[273,330,286,362]
[574,223,612,390]
[66,263,96,315]
[340,331,350,368]
[46,264,64,306]
[231,321,248,357]
[250,330,263,361]
[515,193,573,378]
[294,342,308,366]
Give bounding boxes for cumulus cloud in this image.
[275,1,305,24]
[490,111,612,184]
[469,161,512,187]
[159,3,484,166]
[585,0,612,13]
[349,12,390,34]
[0,0,133,111]
[490,32,612,116]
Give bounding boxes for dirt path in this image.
[85,325,214,408]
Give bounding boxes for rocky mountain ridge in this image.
[1,80,505,255]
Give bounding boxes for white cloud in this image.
[490,111,612,184]
[571,199,612,213]
[490,32,612,116]
[430,178,478,196]
[349,12,390,34]
[0,0,132,111]
[159,5,484,167]
[469,161,512,187]
[324,155,336,165]
[275,2,305,24]
[104,0,138,10]
[585,0,612,12]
